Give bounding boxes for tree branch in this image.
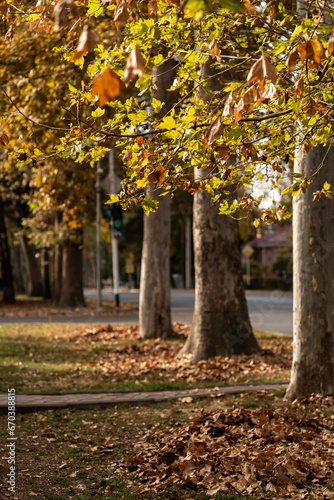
[1,88,71,133]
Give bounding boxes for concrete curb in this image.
[0,383,287,414]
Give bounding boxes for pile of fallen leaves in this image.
[70,323,291,385]
[124,395,334,499]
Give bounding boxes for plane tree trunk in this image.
[180,55,259,360]
[285,146,334,400]
[179,186,259,360]
[139,57,178,339]
[139,185,172,339]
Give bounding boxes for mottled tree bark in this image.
[140,185,172,339]
[139,57,178,339]
[179,187,259,360]
[286,146,334,400]
[179,55,259,360]
[0,198,15,303]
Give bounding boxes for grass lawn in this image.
[0,323,291,393]
[0,392,333,499]
[0,322,333,499]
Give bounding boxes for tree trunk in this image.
[0,198,15,303]
[53,211,63,305]
[179,53,259,360]
[58,230,85,308]
[41,248,52,300]
[140,186,172,338]
[285,146,334,400]
[11,243,26,294]
[139,56,178,339]
[20,236,42,297]
[179,187,259,360]
[53,244,62,305]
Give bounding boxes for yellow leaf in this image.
[91,68,123,107]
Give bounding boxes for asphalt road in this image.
[0,289,293,335]
[85,289,293,335]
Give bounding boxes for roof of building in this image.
[251,225,292,249]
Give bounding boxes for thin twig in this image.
[1,88,71,133]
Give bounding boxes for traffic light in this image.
[112,204,123,229]
[111,203,123,239]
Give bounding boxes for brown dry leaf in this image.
[206,116,223,145]
[298,39,324,68]
[236,86,256,113]
[222,92,234,118]
[328,30,334,56]
[35,0,46,12]
[148,0,158,15]
[147,164,166,186]
[114,0,129,30]
[209,39,221,63]
[5,24,13,41]
[137,150,148,164]
[243,0,256,14]
[303,99,318,118]
[286,47,299,70]
[0,133,9,146]
[247,55,278,86]
[53,0,78,32]
[269,1,278,24]
[72,26,99,61]
[0,1,8,19]
[260,82,278,102]
[294,77,304,97]
[91,68,123,107]
[234,107,242,123]
[123,45,146,82]
[182,150,192,161]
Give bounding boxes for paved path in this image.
[0,383,287,414]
